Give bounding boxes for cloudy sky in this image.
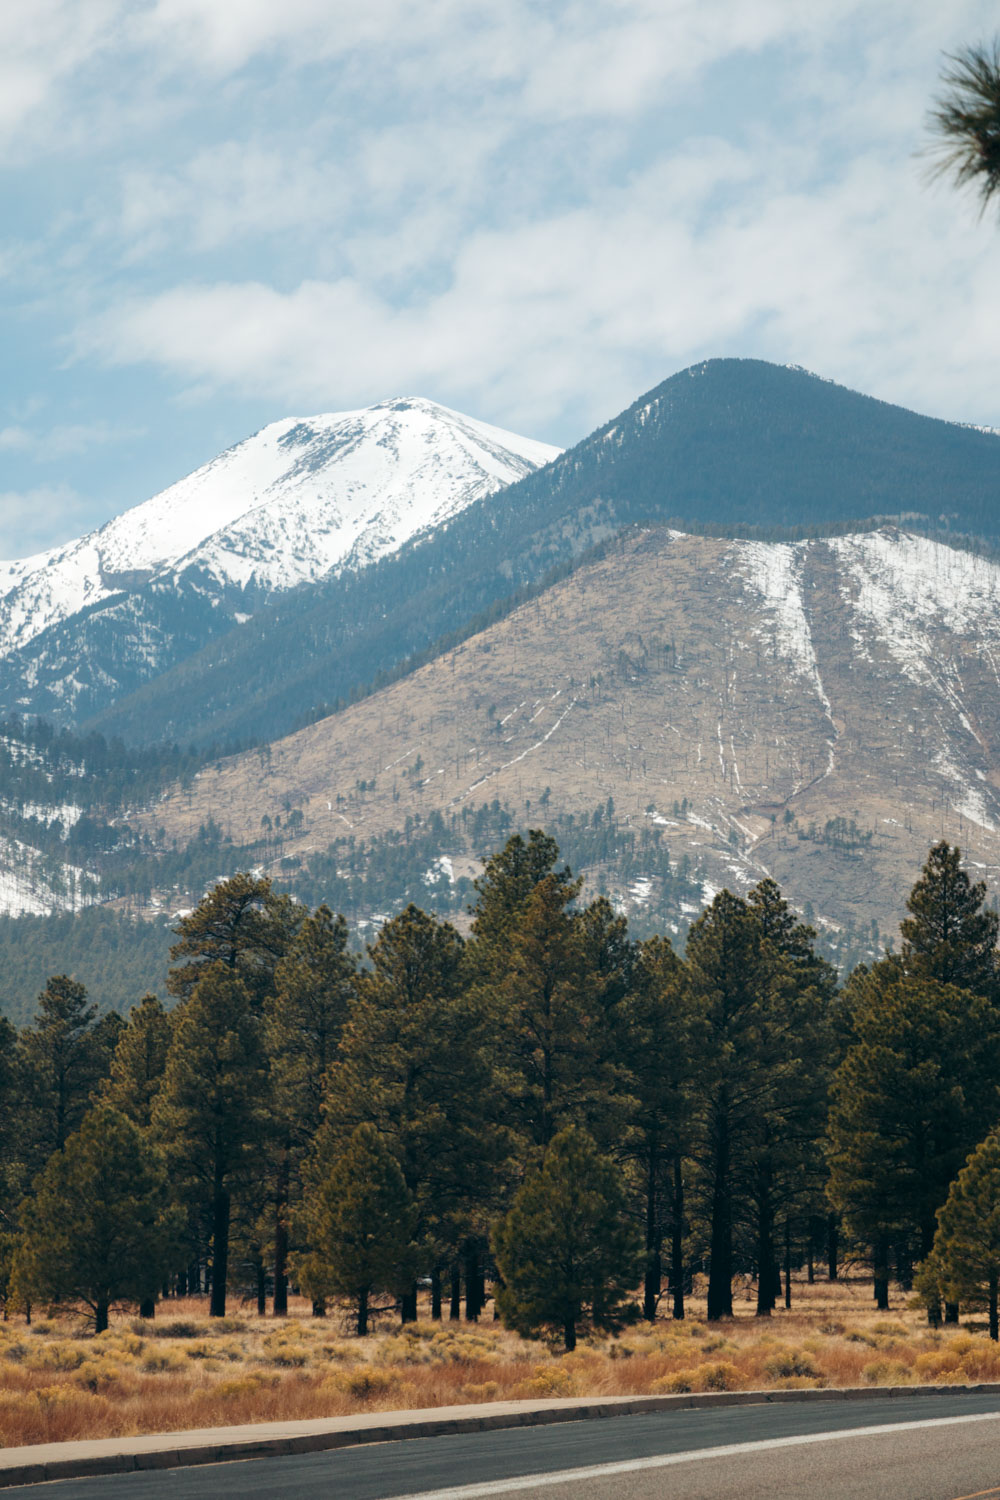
[1,0,998,556]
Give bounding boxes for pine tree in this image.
[745,880,836,1317]
[685,892,771,1320]
[615,936,695,1321]
[493,1125,642,1351]
[899,842,999,998]
[266,905,357,1314]
[19,976,106,1169]
[928,1132,1000,1339]
[14,1103,177,1332]
[168,873,303,1008]
[316,905,491,1320]
[102,994,171,1127]
[468,830,572,965]
[828,967,1000,1308]
[303,1123,416,1335]
[153,964,269,1317]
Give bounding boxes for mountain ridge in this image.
[81,357,1000,748]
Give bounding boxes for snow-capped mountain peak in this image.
[0,397,561,665]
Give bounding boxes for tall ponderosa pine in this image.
[493,1125,642,1352]
[900,841,999,998]
[828,966,1000,1308]
[686,893,771,1320]
[616,936,696,1321]
[154,964,269,1317]
[266,905,357,1313]
[14,1103,177,1332]
[304,1122,416,1335]
[745,880,836,1317]
[316,905,490,1320]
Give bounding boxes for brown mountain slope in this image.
[144,526,1000,936]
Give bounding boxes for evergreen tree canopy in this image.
[302,1122,416,1335]
[899,841,999,998]
[14,1103,176,1331]
[168,873,303,1007]
[828,968,1000,1264]
[19,976,110,1169]
[154,963,269,1316]
[102,994,171,1127]
[928,1131,1000,1339]
[493,1125,642,1351]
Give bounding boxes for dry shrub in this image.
[512,1364,576,1399]
[329,1365,402,1401]
[153,1321,199,1339]
[141,1348,188,1373]
[73,1360,128,1393]
[694,1361,742,1392]
[23,1341,86,1372]
[861,1359,914,1385]
[651,1370,695,1393]
[871,1321,908,1338]
[762,1346,819,1380]
[459,1381,500,1401]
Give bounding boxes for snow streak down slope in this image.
[0,399,559,721]
[144,526,1000,936]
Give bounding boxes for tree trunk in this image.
[358,1287,369,1337]
[139,1297,156,1319]
[564,1318,576,1352]
[450,1262,461,1320]
[273,1153,289,1316]
[873,1235,890,1311]
[807,1223,815,1285]
[209,1181,230,1318]
[944,1301,960,1324]
[431,1267,442,1320]
[755,1163,774,1317]
[177,1268,188,1298]
[95,1300,109,1335]
[256,1256,266,1316]
[643,1144,661,1322]
[784,1219,792,1310]
[401,1282,418,1323]
[827,1214,839,1281]
[990,1274,998,1342]
[706,1107,733,1320]
[464,1243,481,1321]
[670,1155,685,1320]
[312,1299,327,1318]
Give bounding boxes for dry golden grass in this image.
[2,1275,999,1449]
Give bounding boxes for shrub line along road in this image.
[5,1388,1000,1499]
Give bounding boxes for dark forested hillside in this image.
[86,359,1000,749]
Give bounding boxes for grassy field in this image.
[2,1276,999,1448]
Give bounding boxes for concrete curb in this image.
[2,1383,1000,1489]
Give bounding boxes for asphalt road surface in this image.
[13,1393,1000,1500]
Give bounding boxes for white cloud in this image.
[82,126,1000,433]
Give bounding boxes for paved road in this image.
[12,1393,1000,1499]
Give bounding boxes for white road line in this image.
[383,1411,1000,1499]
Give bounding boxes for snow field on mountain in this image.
[0,398,561,662]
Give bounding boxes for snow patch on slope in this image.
[829,532,1000,683]
[732,540,831,713]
